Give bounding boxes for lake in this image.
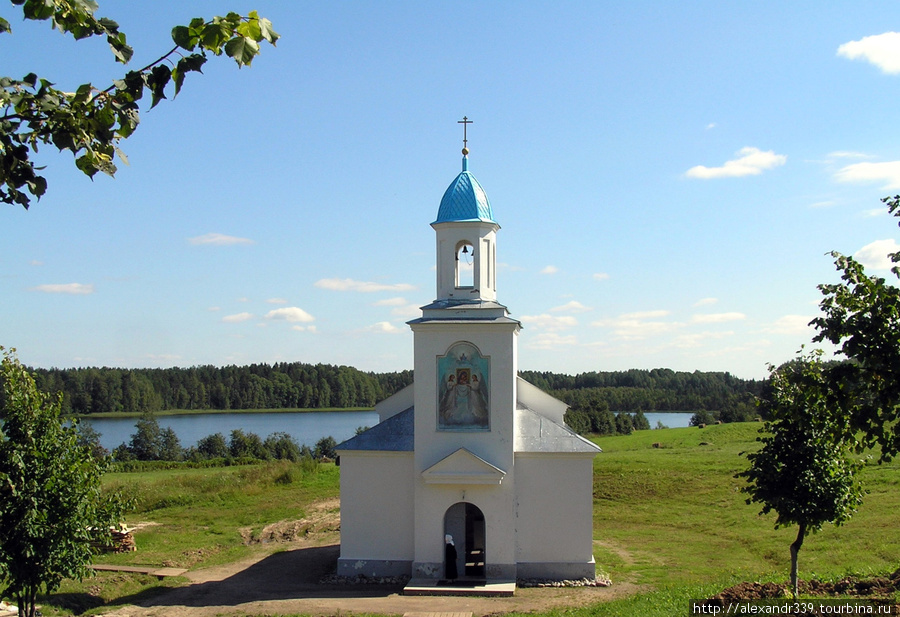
[82,410,697,452]
[83,411,380,453]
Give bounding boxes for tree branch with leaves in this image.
[1,0,278,208]
[812,195,900,462]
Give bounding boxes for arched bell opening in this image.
[455,241,475,289]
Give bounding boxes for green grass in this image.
[102,460,339,569]
[591,423,900,588]
[33,422,900,616]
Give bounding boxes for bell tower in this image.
[432,150,499,303]
[407,119,522,580]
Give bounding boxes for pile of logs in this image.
[91,526,137,553]
[110,527,137,552]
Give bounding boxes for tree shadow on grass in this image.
[113,544,404,610]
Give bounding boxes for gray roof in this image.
[335,405,600,455]
[336,407,414,452]
[514,406,602,454]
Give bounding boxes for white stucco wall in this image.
[514,453,596,563]
[410,320,520,578]
[338,451,414,561]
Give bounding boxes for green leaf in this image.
[171,25,196,50]
[22,0,54,21]
[172,54,206,97]
[236,16,262,41]
[200,21,232,53]
[257,16,280,45]
[224,36,259,67]
[108,31,132,64]
[145,65,171,109]
[0,16,11,34]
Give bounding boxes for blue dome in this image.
[434,157,496,224]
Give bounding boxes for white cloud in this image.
[706,122,717,130]
[366,321,403,334]
[549,300,592,313]
[671,331,733,349]
[30,283,94,294]
[29,260,43,266]
[828,151,873,160]
[593,272,610,281]
[864,208,889,218]
[520,314,578,331]
[763,315,815,335]
[527,332,579,350]
[265,307,315,323]
[686,147,786,179]
[315,278,416,293]
[855,239,900,269]
[223,312,254,323]
[620,310,671,320]
[374,297,408,306]
[391,305,421,319]
[693,297,718,307]
[292,325,317,333]
[809,200,837,209]
[838,32,900,74]
[208,306,221,312]
[188,232,254,246]
[592,310,682,340]
[691,312,746,324]
[835,161,900,190]
[266,297,288,304]
[540,265,559,275]
[146,353,181,363]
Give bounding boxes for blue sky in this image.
[4,1,900,380]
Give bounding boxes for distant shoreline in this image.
[66,407,376,420]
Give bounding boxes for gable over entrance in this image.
[422,448,506,485]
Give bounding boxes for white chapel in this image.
[336,131,601,582]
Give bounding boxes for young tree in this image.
[158,427,183,462]
[127,413,162,460]
[1,1,278,208]
[812,195,900,461]
[632,409,651,431]
[737,353,865,598]
[314,435,338,460]
[196,432,229,460]
[263,432,302,461]
[0,348,129,617]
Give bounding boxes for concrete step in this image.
[403,579,515,597]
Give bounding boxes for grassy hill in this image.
[41,422,900,615]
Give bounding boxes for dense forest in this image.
[27,363,414,415]
[519,368,763,413]
[7,363,763,417]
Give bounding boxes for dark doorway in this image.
[444,502,485,580]
[463,503,485,577]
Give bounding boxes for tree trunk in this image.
[790,522,806,598]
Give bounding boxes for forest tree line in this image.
[4,363,763,417]
[520,368,763,414]
[27,363,413,415]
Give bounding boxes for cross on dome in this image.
[458,116,473,156]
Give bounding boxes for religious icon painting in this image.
[437,341,490,431]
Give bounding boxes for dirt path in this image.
[99,501,642,617]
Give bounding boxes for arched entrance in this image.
[444,502,485,579]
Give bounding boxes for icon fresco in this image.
[437,341,489,430]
